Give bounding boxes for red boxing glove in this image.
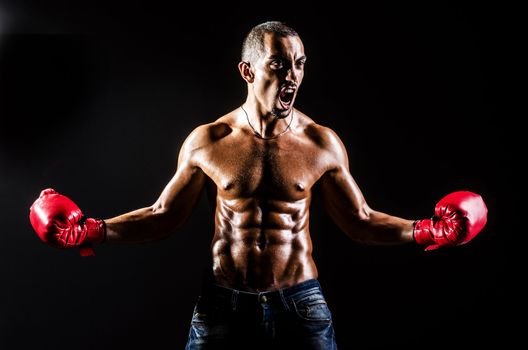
[29,188,105,256]
[413,191,488,251]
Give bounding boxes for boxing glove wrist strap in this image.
[413,219,436,246]
[79,218,106,257]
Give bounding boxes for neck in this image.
[241,103,293,140]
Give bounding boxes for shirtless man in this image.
[29,21,488,349]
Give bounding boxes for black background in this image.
[0,1,520,349]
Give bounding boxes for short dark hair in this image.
[241,21,299,64]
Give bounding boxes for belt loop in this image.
[278,288,290,311]
[231,290,239,311]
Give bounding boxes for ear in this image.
[238,61,254,83]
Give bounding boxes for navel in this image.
[223,182,234,191]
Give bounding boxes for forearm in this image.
[339,210,415,245]
[104,206,177,244]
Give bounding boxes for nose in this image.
[286,66,297,84]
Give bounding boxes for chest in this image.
[198,135,328,200]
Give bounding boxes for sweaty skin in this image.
[104,33,414,292]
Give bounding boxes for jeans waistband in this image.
[201,279,322,311]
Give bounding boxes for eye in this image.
[296,60,306,69]
[270,59,283,70]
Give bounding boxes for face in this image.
[249,33,306,118]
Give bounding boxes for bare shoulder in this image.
[294,109,347,157]
[176,112,238,167]
[182,112,236,151]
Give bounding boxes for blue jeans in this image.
[185,279,337,350]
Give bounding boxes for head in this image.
[239,21,306,119]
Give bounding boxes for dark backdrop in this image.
[0,1,519,349]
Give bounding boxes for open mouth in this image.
[279,85,296,107]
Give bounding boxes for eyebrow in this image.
[267,54,307,62]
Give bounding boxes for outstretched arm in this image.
[105,126,208,243]
[317,127,487,249]
[317,127,414,245]
[29,126,210,256]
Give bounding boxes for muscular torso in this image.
[194,110,334,292]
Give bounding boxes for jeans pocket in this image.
[188,300,230,345]
[191,310,209,325]
[292,296,332,322]
[191,296,217,324]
